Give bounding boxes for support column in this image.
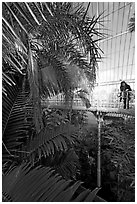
[96,111,104,188]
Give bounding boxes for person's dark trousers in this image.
[123,98,129,109]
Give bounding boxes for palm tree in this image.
[2,2,106,201]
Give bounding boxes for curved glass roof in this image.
[85,2,135,88]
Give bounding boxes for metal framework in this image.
[90,2,135,91]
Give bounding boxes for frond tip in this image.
[3,163,100,202]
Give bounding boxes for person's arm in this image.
[128,85,132,91]
[126,84,132,91]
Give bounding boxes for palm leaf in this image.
[34,2,48,22]
[128,13,135,32]
[2,79,79,165]
[2,2,105,102]
[24,123,80,164]
[3,85,32,151]
[2,72,16,87]
[2,33,27,66]
[2,54,24,75]
[2,16,27,53]
[3,47,25,73]
[2,163,100,202]
[24,2,41,26]
[2,82,19,135]
[47,149,80,179]
[44,2,54,17]
[4,2,28,35]
[2,79,33,173]
[13,2,36,29]
[38,51,74,101]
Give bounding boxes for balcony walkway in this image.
[42,100,135,118]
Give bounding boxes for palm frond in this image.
[25,2,41,26]
[81,2,91,24]
[3,49,25,74]
[2,78,33,174]
[2,83,19,135]
[34,2,105,58]
[38,51,74,101]
[53,149,80,179]
[3,163,100,202]
[3,85,32,151]
[13,2,36,29]
[2,2,105,100]
[128,13,135,32]
[38,39,96,91]
[43,148,80,180]
[2,16,27,53]
[2,79,78,166]
[23,123,80,164]
[4,2,29,35]
[2,72,16,87]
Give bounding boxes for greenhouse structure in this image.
[2,2,135,202]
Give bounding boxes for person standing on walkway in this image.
[120,81,132,109]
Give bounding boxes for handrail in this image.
[42,104,135,116]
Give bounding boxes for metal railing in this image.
[42,90,135,110]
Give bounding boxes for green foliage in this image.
[43,108,88,128]
[128,13,135,32]
[24,123,80,164]
[101,119,135,201]
[38,51,74,100]
[76,118,135,202]
[2,2,105,96]
[2,1,105,137]
[2,83,78,165]
[2,2,107,202]
[2,82,19,134]
[42,149,80,180]
[42,109,69,128]
[2,83,103,201]
[2,163,100,202]
[3,90,32,148]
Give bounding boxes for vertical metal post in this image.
[97,111,101,188]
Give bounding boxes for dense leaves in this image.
[3,2,106,134]
[2,163,100,202]
[2,2,105,95]
[2,2,108,202]
[76,118,135,202]
[100,119,135,201]
[2,81,104,201]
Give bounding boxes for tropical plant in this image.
[3,163,101,202]
[2,2,106,202]
[128,13,135,32]
[2,80,105,201]
[79,118,135,201]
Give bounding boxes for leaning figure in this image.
[120,81,132,109]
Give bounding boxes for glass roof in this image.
[85,2,135,86]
